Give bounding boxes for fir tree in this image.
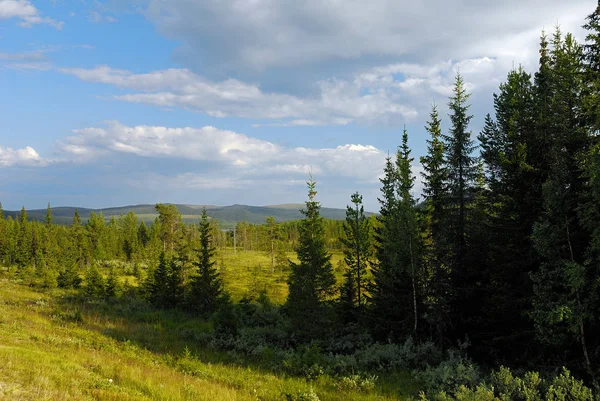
[370,131,421,340]
[443,73,477,341]
[188,208,223,315]
[443,72,477,275]
[166,258,185,309]
[84,265,106,299]
[420,103,451,342]
[285,176,336,339]
[45,203,52,226]
[148,252,170,307]
[531,30,597,376]
[339,192,371,322]
[105,267,120,298]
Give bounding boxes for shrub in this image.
[416,350,481,396]
[334,373,378,392]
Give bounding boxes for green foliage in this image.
[339,192,371,321]
[188,208,224,315]
[286,177,336,341]
[84,264,106,298]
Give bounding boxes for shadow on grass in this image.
[52,291,419,399]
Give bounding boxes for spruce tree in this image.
[84,265,106,299]
[443,72,477,341]
[420,104,451,342]
[148,251,170,307]
[105,267,120,298]
[397,127,422,336]
[444,72,477,273]
[477,66,542,362]
[188,208,223,315]
[531,30,597,376]
[339,192,371,322]
[285,177,336,340]
[582,2,600,133]
[45,203,52,226]
[166,258,185,309]
[370,131,421,340]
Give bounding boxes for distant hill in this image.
[4,203,371,228]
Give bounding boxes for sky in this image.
[0,0,596,212]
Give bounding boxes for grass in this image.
[217,248,347,304]
[0,271,415,401]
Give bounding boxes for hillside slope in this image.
[0,277,408,401]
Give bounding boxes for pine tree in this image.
[339,192,371,322]
[286,177,336,340]
[188,208,223,315]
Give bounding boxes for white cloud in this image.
[62,121,279,166]
[0,0,63,29]
[0,145,45,167]
[59,65,419,125]
[60,121,388,183]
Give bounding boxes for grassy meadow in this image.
[0,251,411,401]
[217,249,348,304]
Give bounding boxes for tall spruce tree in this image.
[420,104,451,342]
[286,177,336,340]
[370,132,421,340]
[188,208,223,315]
[397,127,422,336]
[477,66,543,363]
[443,72,477,341]
[339,192,371,322]
[531,30,597,377]
[582,2,600,132]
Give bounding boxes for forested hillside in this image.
[2,4,600,400]
[2,203,364,227]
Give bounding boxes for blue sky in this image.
[0,0,595,212]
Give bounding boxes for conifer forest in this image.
[1,3,600,401]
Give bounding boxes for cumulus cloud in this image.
[59,121,388,183]
[0,0,63,29]
[0,145,45,167]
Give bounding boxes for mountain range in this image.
[4,203,368,228]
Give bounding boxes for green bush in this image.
[416,350,481,396]
[419,367,594,401]
[334,373,378,392]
